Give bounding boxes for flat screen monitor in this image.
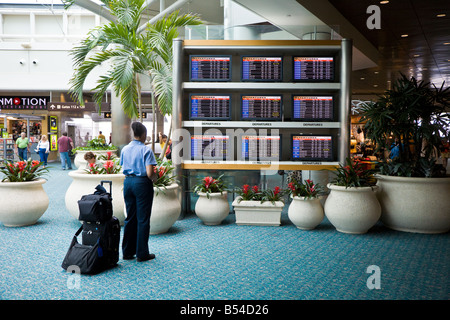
[293,57,334,81]
[292,135,333,161]
[241,135,281,161]
[189,55,232,81]
[189,94,231,120]
[241,56,282,81]
[191,134,229,160]
[241,95,282,121]
[292,95,334,121]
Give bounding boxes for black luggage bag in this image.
[62,181,120,275]
[77,181,113,223]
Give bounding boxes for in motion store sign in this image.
[0,96,49,110]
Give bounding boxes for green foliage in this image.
[153,159,178,193]
[360,73,450,177]
[0,159,48,182]
[192,174,228,199]
[330,158,376,188]
[286,178,323,199]
[72,138,117,154]
[234,185,286,204]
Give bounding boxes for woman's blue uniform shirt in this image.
[120,140,157,176]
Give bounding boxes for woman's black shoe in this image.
[123,255,135,260]
[137,254,155,262]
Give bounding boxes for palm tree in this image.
[67,0,202,150]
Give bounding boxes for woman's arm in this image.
[146,165,154,180]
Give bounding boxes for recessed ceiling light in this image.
[373,84,379,87]
[380,1,389,4]
[360,77,365,80]
[444,42,450,45]
[374,71,379,74]
[436,14,446,17]
[401,34,409,38]
[413,54,420,57]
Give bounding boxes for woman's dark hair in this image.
[131,122,147,138]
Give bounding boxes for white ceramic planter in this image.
[150,183,181,234]
[288,196,324,230]
[0,178,49,227]
[65,170,126,225]
[375,174,450,234]
[232,197,284,226]
[324,184,381,234]
[74,150,117,169]
[195,192,229,225]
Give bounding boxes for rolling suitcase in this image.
[62,181,120,275]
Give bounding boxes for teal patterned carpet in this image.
[0,164,449,302]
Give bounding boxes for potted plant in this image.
[232,185,286,226]
[360,74,450,233]
[65,158,126,225]
[324,158,381,234]
[287,178,324,230]
[192,174,230,225]
[149,159,181,234]
[72,138,118,169]
[0,159,49,226]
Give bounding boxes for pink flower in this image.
[103,160,114,169]
[203,176,213,189]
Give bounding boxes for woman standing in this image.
[120,122,157,262]
[37,135,50,167]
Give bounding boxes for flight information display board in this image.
[292,135,333,161]
[241,56,282,81]
[191,135,229,160]
[189,55,232,81]
[189,94,231,120]
[241,135,281,161]
[293,57,334,81]
[241,95,282,120]
[292,96,334,120]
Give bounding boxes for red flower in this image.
[103,160,114,169]
[242,184,250,194]
[252,185,259,193]
[288,182,295,191]
[203,176,213,189]
[274,186,281,195]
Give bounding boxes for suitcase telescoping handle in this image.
[101,180,112,195]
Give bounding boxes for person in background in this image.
[83,151,97,168]
[120,122,157,262]
[16,132,30,161]
[58,132,74,170]
[98,131,106,144]
[36,135,50,167]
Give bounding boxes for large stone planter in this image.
[65,170,125,225]
[150,183,182,234]
[73,150,117,169]
[375,174,450,234]
[195,192,229,225]
[288,196,324,230]
[324,184,381,234]
[232,197,284,226]
[0,178,49,227]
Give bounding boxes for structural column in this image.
[110,92,131,153]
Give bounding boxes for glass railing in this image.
[185,24,341,41]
